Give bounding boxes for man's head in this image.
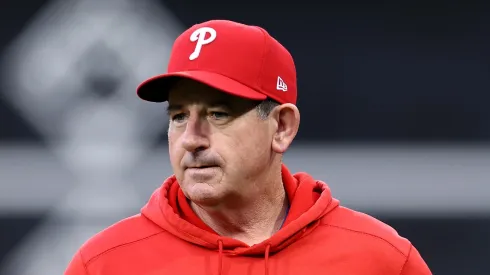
[136,20,299,207]
[166,80,299,207]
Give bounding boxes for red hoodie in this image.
[65,165,431,275]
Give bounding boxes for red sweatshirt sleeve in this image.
[400,245,432,275]
[64,250,89,275]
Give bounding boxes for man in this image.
[65,19,431,275]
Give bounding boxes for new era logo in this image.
[276,76,287,92]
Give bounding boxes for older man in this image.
[65,19,432,275]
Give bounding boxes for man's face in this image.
[167,80,275,207]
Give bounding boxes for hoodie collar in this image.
[141,164,339,255]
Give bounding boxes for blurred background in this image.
[0,0,489,274]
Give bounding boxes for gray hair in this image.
[255,98,280,119]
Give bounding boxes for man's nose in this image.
[181,115,210,153]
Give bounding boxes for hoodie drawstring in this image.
[264,244,271,275]
[217,240,224,275]
[216,241,272,275]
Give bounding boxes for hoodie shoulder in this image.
[78,214,165,264]
[320,206,412,257]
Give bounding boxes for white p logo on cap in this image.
[189,27,217,60]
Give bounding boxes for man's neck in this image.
[190,185,289,246]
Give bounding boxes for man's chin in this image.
[186,186,224,207]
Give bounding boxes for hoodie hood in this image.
[141,164,339,256]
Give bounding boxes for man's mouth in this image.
[188,165,217,169]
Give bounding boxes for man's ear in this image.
[271,103,300,154]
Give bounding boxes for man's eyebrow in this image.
[166,104,182,115]
[208,102,231,109]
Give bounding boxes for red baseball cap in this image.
[136,20,297,104]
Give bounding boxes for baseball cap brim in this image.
[137,71,267,103]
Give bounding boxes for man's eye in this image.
[171,113,187,122]
[210,112,229,119]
